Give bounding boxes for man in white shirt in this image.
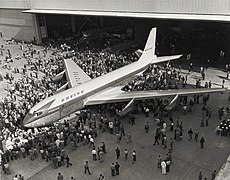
[92,148,97,161]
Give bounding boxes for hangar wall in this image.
[1,0,230,44]
[1,0,230,15]
[0,9,38,43]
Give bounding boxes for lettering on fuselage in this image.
[61,90,84,102]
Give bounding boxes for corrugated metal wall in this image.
[1,0,230,15]
[0,9,37,42]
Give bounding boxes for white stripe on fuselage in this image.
[31,56,152,114]
[59,59,150,106]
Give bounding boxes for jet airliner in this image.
[23,28,225,128]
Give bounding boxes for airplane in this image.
[23,28,225,128]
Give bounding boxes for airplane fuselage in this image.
[23,56,152,128]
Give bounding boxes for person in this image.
[111,162,115,176]
[84,161,91,175]
[99,150,104,162]
[14,175,18,180]
[70,177,76,180]
[98,174,104,180]
[163,136,167,149]
[92,148,97,161]
[194,129,199,142]
[19,174,24,180]
[188,128,193,141]
[211,170,216,180]
[170,119,174,131]
[154,134,160,145]
[157,155,162,169]
[57,173,64,180]
[145,107,150,117]
[127,132,132,143]
[101,142,106,154]
[120,125,125,136]
[200,137,205,149]
[161,160,166,175]
[116,132,121,143]
[198,171,202,180]
[115,147,120,159]
[109,121,114,134]
[124,149,128,160]
[66,155,72,167]
[4,162,10,175]
[205,117,209,127]
[89,137,95,148]
[145,122,150,133]
[130,114,135,125]
[166,160,171,173]
[132,150,136,164]
[200,117,204,127]
[115,162,120,175]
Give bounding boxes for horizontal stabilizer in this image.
[151,55,182,64]
[52,70,66,82]
[54,82,69,94]
[135,49,143,58]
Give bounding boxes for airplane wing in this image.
[64,59,92,88]
[85,87,225,106]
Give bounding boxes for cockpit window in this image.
[36,111,42,116]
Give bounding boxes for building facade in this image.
[1,0,230,43]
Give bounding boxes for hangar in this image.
[1,0,230,65]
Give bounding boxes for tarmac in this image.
[0,38,230,180]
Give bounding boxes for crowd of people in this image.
[122,62,188,91]
[0,38,141,176]
[0,32,229,180]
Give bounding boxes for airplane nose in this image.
[23,113,34,128]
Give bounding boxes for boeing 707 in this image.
[23,28,225,128]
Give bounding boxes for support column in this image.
[34,14,42,44]
[71,15,76,33]
[37,14,48,41]
[100,17,104,27]
[225,24,230,65]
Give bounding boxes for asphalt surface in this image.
[0,38,230,180]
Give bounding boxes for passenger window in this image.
[66,96,69,100]
[62,99,64,102]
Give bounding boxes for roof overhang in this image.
[23,9,230,22]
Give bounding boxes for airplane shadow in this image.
[212,82,222,87]
[217,75,230,81]
[190,75,202,80]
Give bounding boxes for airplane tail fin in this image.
[143,28,156,55]
[138,28,156,63]
[138,28,182,64]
